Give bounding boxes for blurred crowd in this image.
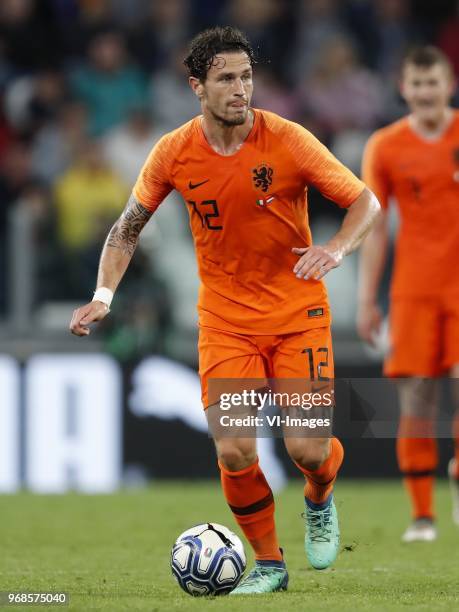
[1,0,458,360]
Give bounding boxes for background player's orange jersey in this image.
[362,111,459,298]
[134,109,364,334]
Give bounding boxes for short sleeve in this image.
[284,122,366,208]
[361,132,390,209]
[133,133,174,212]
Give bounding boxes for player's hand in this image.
[69,301,110,337]
[356,301,383,347]
[292,245,342,281]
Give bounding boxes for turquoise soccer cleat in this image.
[303,495,340,570]
[229,562,288,595]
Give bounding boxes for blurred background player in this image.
[70,26,379,593]
[358,46,459,542]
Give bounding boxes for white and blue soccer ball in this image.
[171,522,246,596]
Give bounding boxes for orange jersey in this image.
[362,111,459,298]
[134,109,364,334]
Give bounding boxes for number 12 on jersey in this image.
[187,200,223,230]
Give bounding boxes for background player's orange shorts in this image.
[198,325,334,408]
[385,295,459,377]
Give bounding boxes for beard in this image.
[210,106,248,127]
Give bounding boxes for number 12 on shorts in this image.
[302,347,330,381]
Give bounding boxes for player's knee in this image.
[397,378,438,417]
[285,439,330,471]
[216,440,257,472]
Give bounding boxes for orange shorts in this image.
[198,325,334,408]
[385,296,459,377]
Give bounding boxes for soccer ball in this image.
[171,522,246,596]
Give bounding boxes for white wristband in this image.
[92,287,113,308]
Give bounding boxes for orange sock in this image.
[397,415,438,520]
[219,458,282,562]
[453,411,459,479]
[295,438,344,504]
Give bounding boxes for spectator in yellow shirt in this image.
[54,138,128,251]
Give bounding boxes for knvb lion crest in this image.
[252,163,273,192]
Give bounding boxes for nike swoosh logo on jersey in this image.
[189,179,210,189]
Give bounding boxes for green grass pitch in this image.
[1,480,458,611]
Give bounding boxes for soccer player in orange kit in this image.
[70,27,379,592]
[359,46,459,543]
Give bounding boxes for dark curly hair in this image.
[184,26,256,81]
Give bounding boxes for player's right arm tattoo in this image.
[107,194,153,256]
